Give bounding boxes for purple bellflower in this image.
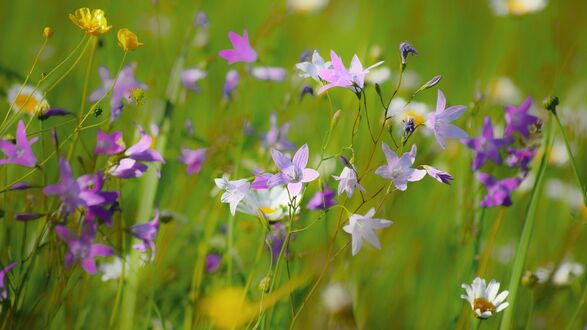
[0,262,17,301]
[374,143,426,191]
[130,209,160,258]
[205,254,221,273]
[95,130,125,155]
[306,183,336,210]
[477,173,522,208]
[463,117,513,170]
[218,30,257,64]
[181,68,207,92]
[505,147,536,175]
[179,148,206,174]
[333,166,365,197]
[260,113,296,151]
[223,69,240,99]
[55,221,114,274]
[504,96,539,138]
[267,144,320,196]
[318,50,383,94]
[425,90,468,149]
[422,165,454,185]
[0,120,38,167]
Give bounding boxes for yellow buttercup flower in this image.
[117,28,144,52]
[69,8,112,36]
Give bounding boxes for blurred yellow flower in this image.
[200,287,256,330]
[7,84,49,115]
[117,28,144,52]
[69,8,112,36]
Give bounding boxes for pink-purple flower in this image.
[55,221,114,275]
[179,148,206,174]
[218,30,257,64]
[317,50,383,94]
[0,120,38,167]
[130,209,160,258]
[260,113,296,151]
[306,184,336,210]
[504,96,539,138]
[422,165,454,185]
[95,130,125,155]
[267,144,320,196]
[425,90,468,149]
[333,166,365,197]
[223,69,240,99]
[374,143,426,191]
[477,173,522,208]
[0,262,17,301]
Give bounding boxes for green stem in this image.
[553,113,586,206]
[499,117,553,330]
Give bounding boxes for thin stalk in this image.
[553,113,586,206]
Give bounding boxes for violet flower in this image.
[306,184,336,210]
[267,144,320,196]
[425,89,468,149]
[109,158,148,179]
[179,148,206,174]
[218,30,257,64]
[399,42,417,64]
[504,96,539,139]
[266,223,289,263]
[422,165,454,185]
[505,147,536,175]
[223,69,240,99]
[477,173,522,208]
[0,120,38,167]
[374,143,426,191]
[181,68,207,91]
[55,221,114,274]
[260,113,296,151]
[205,254,221,273]
[130,209,160,258]
[318,50,383,94]
[251,172,272,190]
[333,166,365,197]
[38,108,72,120]
[0,262,17,301]
[462,117,513,170]
[95,130,125,155]
[124,128,164,163]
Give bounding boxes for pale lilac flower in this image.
[461,277,509,319]
[307,184,336,210]
[124,128,164,163]
[194,11,208,29]
[0,120,38,167]
[130,209,160,257]
[179,148,206,174]
[425,90,468,149]
[422,165,454,185]
[205,254,221,273]
[399,42,417,64]
[260,113,296,151]
[343,208,392,256]
[463,117,513,170]
[333,166,365,197]
[223,69,240,99]
[89,65,147,122]
[504,96,539,138]
[251,66,286,81]
[55,221,114,275]
[374,143,426,191]
[318,50,383,94]
[0,262,17,301]
[109,158,148,179]
[267,144,320,196]
[218,30,257,64]
[215,176,251,215]
[251,171,272,190]
[477,173,522,208]
[181,68,207,91]
[296,50,332,82]
[95,130,125,155]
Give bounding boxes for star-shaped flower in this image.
[462,117,513,170]
[95,130,125,155]
[477,173,522,208]
[343,208,392,256]
[0,120,38,167]
[218,30,257,64]
[267,144,320,196]
[425,89,468,149]
[130,209,160,259]
[333,166,365,197]
[55,221,114,274]
[504,96,539,139]
[461,277,509,319]
[215,176,251,215]
[296,50,332,82]
[374,143,426,191]
[179,148,206,174]
[317,50,383,94]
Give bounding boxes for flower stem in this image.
[499,116,554,330]
[553,113,586,206]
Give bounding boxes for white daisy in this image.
[489,0,547,16]
[7,84,49,115]
[461,277,509,319]
[237,186,297,221]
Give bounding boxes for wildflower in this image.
[343,208,392,256]
[95,130,125,155]
[489,0,547,16]
[98,256,127,282]
[504,97,539,138]
[130,209,159,258]
[218,30,257,64]
[477,173,522,208]
[399,42,417,64]
[55,221,114,274]
[425,89,468,149]
[505,147,536,174]
[37,108,72,121]
[194,11,209,29]
[260,113,296,151]
[43,26,54,39]
[89,65,147,122]
[117,28,144,52]
[374,143,426,191]
[181,68,207,91]
[215,176,251,215]
[296,50,332,82]
[266,223,289,262]
[333,166,365,198]
[322,282,352,314]
[251,170,272,190]
[124,127,164,163]
[237,186,294,221]
[552,261,584,286]
[0,120,38,167]
[389,97,430,127]
[7,84,49,115]
[267,144,320,196]
[300,85,314,100]
[318,50,383,94]
[306,184,336,210]
[109,158,148,178]
[179,148,206,174]
[69,8,112,36]
[422,165,454,185]
[365,66,391,85]
[206,254,221,273]
[462,117,513,170]
[403,118,416,136]
[0,262,17,301]
[461,277,509,319]
[200,287,256,330]
[223,69,240,99]
[251,66,287,81]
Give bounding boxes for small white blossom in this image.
[343,208,392,256]
[461,277,509,319]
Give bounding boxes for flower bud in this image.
[330,109,342,129]
[117,28,144,52]
[543,96,559,114]
[43,26,54,39]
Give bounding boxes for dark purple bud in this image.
[38,108,72,120]
[4,182,34,192]
[299,49,311,62]
[15,212,43,221]
[300,85,314,100]
[205,254,221,273]
[339,155,352,168]
[399,42,417,64]
[403,118,415,135]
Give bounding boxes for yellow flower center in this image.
[15,95,40,114]
[473,298,496,315]
[258,207,275,215]
[404,110,425,126]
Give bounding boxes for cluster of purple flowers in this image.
[463,97,541,207]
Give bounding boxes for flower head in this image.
[69,8,112,36]
[425,90,468,149]
[124,127,164,163]
[399,42,417,64]
[7,84,49,115]
[237,186,295,221]
[95,130,125,155]
[318,50,383,94]
[55,221,114,274]
[260,113,296,151]
[117,28,144,52]
[343,208,392,256]
[462,117,513,170]
[215,176,251,215]
[296,50,332,82]
[130,209,160,258]
[422,165,454,185]
[181,68,207,91]
[504,96,539,139]
[306,184,336,210]
[267,144,320,196]
[374,143,426,191]
[179,148,206,174]
[0,120,38,167]
[0,262,17,301]
[333,166,365,198]
[206,254,222,273]
[223,69,240,99]
[461,277,509,319]
[218,30,257,64]
[477,173,522,208]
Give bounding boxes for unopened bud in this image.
[543,96,559,114]
[43,26,54,39]
[330,109,342,129]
